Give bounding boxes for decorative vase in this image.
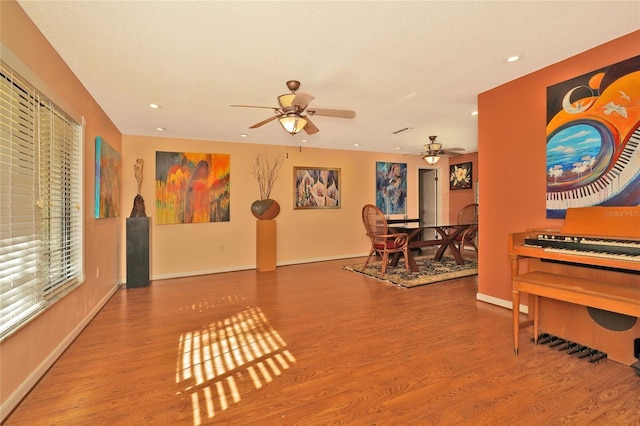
[251,199,280,220]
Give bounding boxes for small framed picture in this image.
[294,167,341,209]
[450,162,472,190]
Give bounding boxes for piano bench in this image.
[512,271,640,356]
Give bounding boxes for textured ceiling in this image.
[16,1,640,155]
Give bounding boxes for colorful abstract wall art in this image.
[294,167,340,209]
[94,136,121,218]
[375,162,407,215]
[546,55,640,218]
[155,152,230,224]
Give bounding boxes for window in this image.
[0,61,84,341]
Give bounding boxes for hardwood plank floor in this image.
[4,257,639,425]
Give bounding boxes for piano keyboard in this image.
[542,246,640,262]
[546,126,640,211]
[524,234,640,262]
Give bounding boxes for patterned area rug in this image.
[343,255,478,288]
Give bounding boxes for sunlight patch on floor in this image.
[176,306,296,425]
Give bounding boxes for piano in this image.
[509,206,640,368]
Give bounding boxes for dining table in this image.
[387,221,476,272]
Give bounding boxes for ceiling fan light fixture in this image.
[278,93,296,108]
[424,155,440,165]
[279,114,307,135]
[425,142,442,152]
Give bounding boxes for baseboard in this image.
[151,253,369,282]
[476,292,529,314]
[1,284,120,423]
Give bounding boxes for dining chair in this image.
[456,203,478,256]
[361,204,410,276]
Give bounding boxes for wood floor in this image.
[4,257,639,425]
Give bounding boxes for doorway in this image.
[419,168,440,240]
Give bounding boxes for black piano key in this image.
[549,339,567,348]
[577,348,598,359]
[567,345,587,355]
[588,352,607,363]
[556,342,576,351]
[536,334,552,344]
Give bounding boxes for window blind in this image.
[0,61,84,341]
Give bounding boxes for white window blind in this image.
[0,61,84,341]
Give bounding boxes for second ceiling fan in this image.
[420,135,464,164]
[231,80,356,135]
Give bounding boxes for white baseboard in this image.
[1,284,120,422]
[476,292,528,314]
[151,253,369,282]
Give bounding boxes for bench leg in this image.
[513,289,520,355]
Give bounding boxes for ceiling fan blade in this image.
[249,114,280,129]
[292,93,315,110]
[307,108,356,119]
[303,117,319,135]
[231,104,280,110]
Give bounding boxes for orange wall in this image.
[477,30,640,307]
[448,152,478,224]
[4,0,638,418]
[1,0,122,417]
[122,135,453,280]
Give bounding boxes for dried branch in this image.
[249,152,284,200]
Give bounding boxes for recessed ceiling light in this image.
[354,143,360,147]
[156,127,166,131]
[471,111,478,116]
[149,103,160,109]
[301,139,308,143]
[505,55,522,63]
[240,134,248,138]
[396,147,402,150]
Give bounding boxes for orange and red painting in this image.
[546,55,640,218]
[95,136,121,218]
[155,151,230,224]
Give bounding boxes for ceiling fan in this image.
[420,135,464,164]
[231,80,356,135]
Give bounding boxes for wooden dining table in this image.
[387,222,476,272]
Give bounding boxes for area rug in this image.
[343,255,478,288]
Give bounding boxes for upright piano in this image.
[509,206,640,368]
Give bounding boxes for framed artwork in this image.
[294,167,340,209]
[94,136,121,218]
[450,162,472,190]
[545,54,640,218]
[375,162,407,215]
[155,151,230,224]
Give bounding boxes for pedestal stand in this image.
[256,219,276,272]
[126,217,150,288]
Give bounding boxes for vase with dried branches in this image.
[250,152,284,220]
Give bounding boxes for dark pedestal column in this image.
[126,217,150,288]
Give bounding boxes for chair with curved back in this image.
[361,204,410,276]
[456,203,478,257]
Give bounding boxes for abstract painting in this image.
[155,151,230,224]
[450,162,472,190]
[94,136,121,218]
[546,55,640,218]
[294,167,340,209]
[375,162,407,215]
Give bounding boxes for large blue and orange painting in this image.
[546,55,640,219]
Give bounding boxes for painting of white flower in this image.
[449,162,472,190]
